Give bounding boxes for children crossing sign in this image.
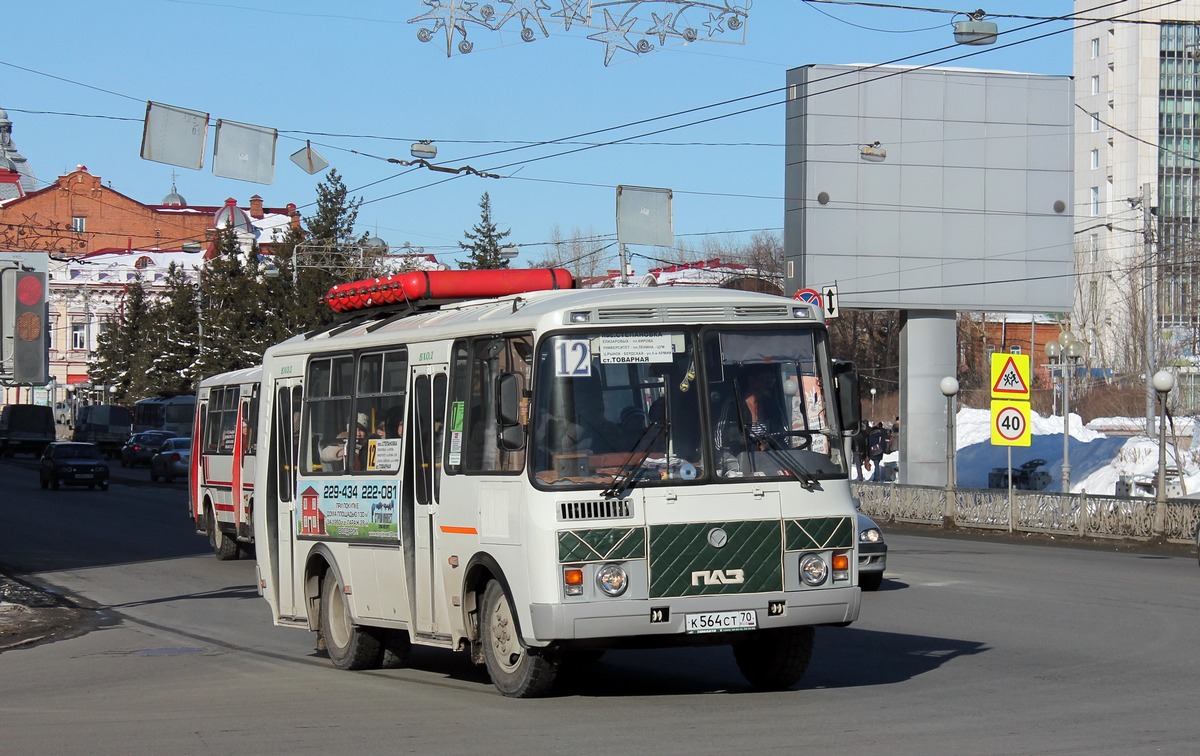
[990,353,1031,401]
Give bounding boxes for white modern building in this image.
[1074,1,1200,408]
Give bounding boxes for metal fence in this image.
[853,482,1200,545]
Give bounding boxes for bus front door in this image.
[408,366,450,643]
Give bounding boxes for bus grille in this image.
[732,304,791,319]
[595,307,659,322]
[558,499,632,521]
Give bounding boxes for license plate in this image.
[76,474,93,480]
[684,610,757,634]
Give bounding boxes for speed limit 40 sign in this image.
[990,400,1031,446]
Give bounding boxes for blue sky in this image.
[2,1,1074,271]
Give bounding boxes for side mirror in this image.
[496,373,525,451]
[832,359,861,435]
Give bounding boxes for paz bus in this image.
[251,268,863,697]
[190,367,259,560]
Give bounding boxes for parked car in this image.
[0,404,56,458]
[120,431,176,468]
[856,505,887,591]
[39,442,110,491]
[150,437,192,483]
[54,402,73,427]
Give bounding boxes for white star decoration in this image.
[587,8,639,66]
[409,1,750,65]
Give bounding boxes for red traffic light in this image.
[17,273,43,306]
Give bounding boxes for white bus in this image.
[252,269,864,697]
[191,366,260,560]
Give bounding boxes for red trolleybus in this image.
[252,269,863,696]
[191,367,260,560]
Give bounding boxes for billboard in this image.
[784,65,1074,312]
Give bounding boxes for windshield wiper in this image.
[751,429,822,491]
[602,420,666,499]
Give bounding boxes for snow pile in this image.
[946,407,1199,496]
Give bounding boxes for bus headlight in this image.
[799,554,828,586]
[596,563,628,597]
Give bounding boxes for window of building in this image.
[70,323,87,351]
[1090,112,1101,131]
[1090,148,1100,170]
[1090,187,1100,216]
[71,216,86,233]
[1090,280,1099,308]
[1089,233,1099,264]
[1091,37,1100,58]
[1091,75,1100,95]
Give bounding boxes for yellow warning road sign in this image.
[990,400,1031,446]
[990,353,1031,401]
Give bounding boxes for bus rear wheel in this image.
[320,571,383,670]
[207,507,240,561]
[732,626,815,690]
[480,580,558,698]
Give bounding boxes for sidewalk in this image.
[0,571,97,652]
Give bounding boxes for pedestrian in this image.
[868,422,888,481]
[851,425,869,480]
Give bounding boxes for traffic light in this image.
[11,270,48,385]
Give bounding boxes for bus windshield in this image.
[531,326,847,490]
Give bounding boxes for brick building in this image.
[0,165,300,405]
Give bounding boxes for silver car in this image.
[149,437,191,483]
[856,506,887,591]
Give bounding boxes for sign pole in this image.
[1008,446,1014,533]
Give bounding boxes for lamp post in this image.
[1045,331,1084,493]
[1152,370,1175,539]
[940,376,959,526]
[870,387,877,420]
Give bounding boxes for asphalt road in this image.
[1,455,1199,755]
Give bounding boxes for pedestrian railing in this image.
[853,481,1200,545]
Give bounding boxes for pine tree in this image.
[284,169,373,330]
[144,262,200,394]
[90,275,154,405]
[458,192,512,270]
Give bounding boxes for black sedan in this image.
[120,431,176,468]
[39,442,110,491]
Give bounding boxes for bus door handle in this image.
[665,491,677,502]
[753,487,765,499]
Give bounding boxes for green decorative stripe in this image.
[648,521,782,598]
[558,527,647,563]
[785,516,854,551]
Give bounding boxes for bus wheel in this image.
[733,626,814,690]
[381,630,412,668]
[480,580,558,697]
[319,571,383,670]
[207,507,240,561]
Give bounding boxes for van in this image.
[72,404,134,457]
[0,404,56,457]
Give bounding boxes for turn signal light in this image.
[564,567,584,596]
[832,552,850,581]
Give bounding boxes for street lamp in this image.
[940,376,960,525]
[1152,370,1175,538]
[1045,331,1084,492]
[870,387,877,419]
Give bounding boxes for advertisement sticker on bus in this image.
[297,481,398,540]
